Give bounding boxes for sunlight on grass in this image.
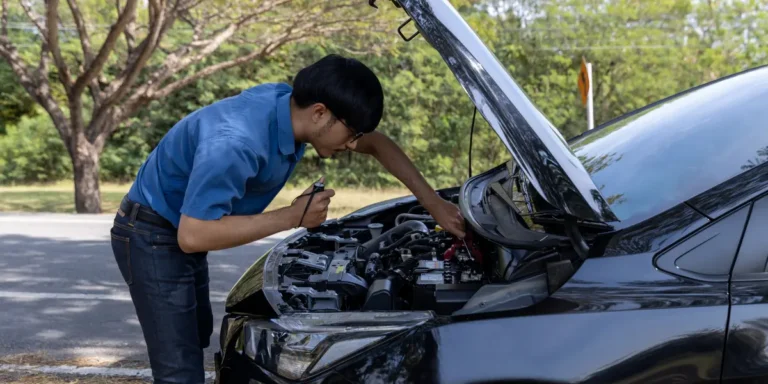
[0,182,411,218]
[0,373,150,383]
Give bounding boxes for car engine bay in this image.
[273,183,588,316]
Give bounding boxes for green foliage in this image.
[100,120,152,182]
[3,0,767,189]
[0,111,72,184]
[0,61,37,134]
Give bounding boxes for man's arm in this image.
[353,131,465,237]
[178,208,295,253]
[178,184,335,253]
[176,135,335,254]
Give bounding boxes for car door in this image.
[722,193,768,382]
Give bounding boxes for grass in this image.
[0,374,149,384]
[0,353,151,384]
[0,182,411,218]
[0,353,207,383]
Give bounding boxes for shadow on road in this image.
[0,232,282,364]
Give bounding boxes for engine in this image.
[275,212,494,315]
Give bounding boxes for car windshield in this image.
[570,66,768,223]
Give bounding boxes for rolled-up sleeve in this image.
[180,137,260,221]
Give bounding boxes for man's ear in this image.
[311,103,329,124]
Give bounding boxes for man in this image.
[110,54,465,383]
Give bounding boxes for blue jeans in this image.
[110,211,213,384]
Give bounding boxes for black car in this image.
[214,0,768,383]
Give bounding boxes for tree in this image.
[0,60,36,133]
[0,0,388,212]
[488,0,767,138]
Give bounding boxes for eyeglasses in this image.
[338,118,363,143]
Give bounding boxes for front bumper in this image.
[215,314,438,384]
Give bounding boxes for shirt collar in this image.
[276,90,296,157]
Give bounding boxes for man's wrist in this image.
[266,206,299,231]
[284,205,301,229]
[418,191,443,210]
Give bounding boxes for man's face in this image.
[309,106,362,158]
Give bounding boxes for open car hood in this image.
[393,0,618,223]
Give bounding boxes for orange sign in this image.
[578,57,589,107]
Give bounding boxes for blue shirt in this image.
[126,83,306,227]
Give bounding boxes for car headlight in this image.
[239,311,432,380]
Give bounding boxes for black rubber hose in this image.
[379,230,427,254]
[402,235,441,249]
[362,220,429,260]
[395,213,434,226]
[384,256,427,298]
[390,257,420,277]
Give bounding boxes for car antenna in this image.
[469,107,477,178]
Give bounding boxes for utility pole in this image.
[578,57,594,130]
[586,62,594,130]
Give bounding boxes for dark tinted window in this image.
[655,205,749,282]
[732,195,768,276]
[572,67,768,222]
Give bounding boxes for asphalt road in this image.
[0,213,290,368]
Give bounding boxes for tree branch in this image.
[97,1,169,99]
[89,0,173,140]
[1,0,7,36]
[154,47,265,99]
[177,0,205,12]
[45,0,73,91]
[66,0,93,67]
[105,0,378,141]
[0,36,71,143]
[71,0,137,98]
[116,0,136,54]
[19,0,48,42]
[152,20,364,99]
[93,104,124,151]
[136,0,294,93]
[38,41,49,75]
[88,79,103,108]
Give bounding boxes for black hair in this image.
[292,54,384,134]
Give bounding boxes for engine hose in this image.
[379,230,428,254]
[384,257,423,296]
[362,220,429,260]
[402,236,440,248]
[395,213,434,226]
[389,257,420,278]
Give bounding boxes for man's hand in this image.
[178,178,334,253]
[354,132,466,237]
[289,178,336,228]
[425,197,466,238]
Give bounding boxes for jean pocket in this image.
[110,229,133,285]
[151,233,181,251]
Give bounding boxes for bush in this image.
[0,111,72,185]
[100,120,152,183]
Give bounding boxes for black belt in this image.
[119,197,176,230]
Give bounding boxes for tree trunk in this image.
[72,138,102,213]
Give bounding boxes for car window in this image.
[571,67,768,223]
[731,195,768,280]
[655,205,750,282]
